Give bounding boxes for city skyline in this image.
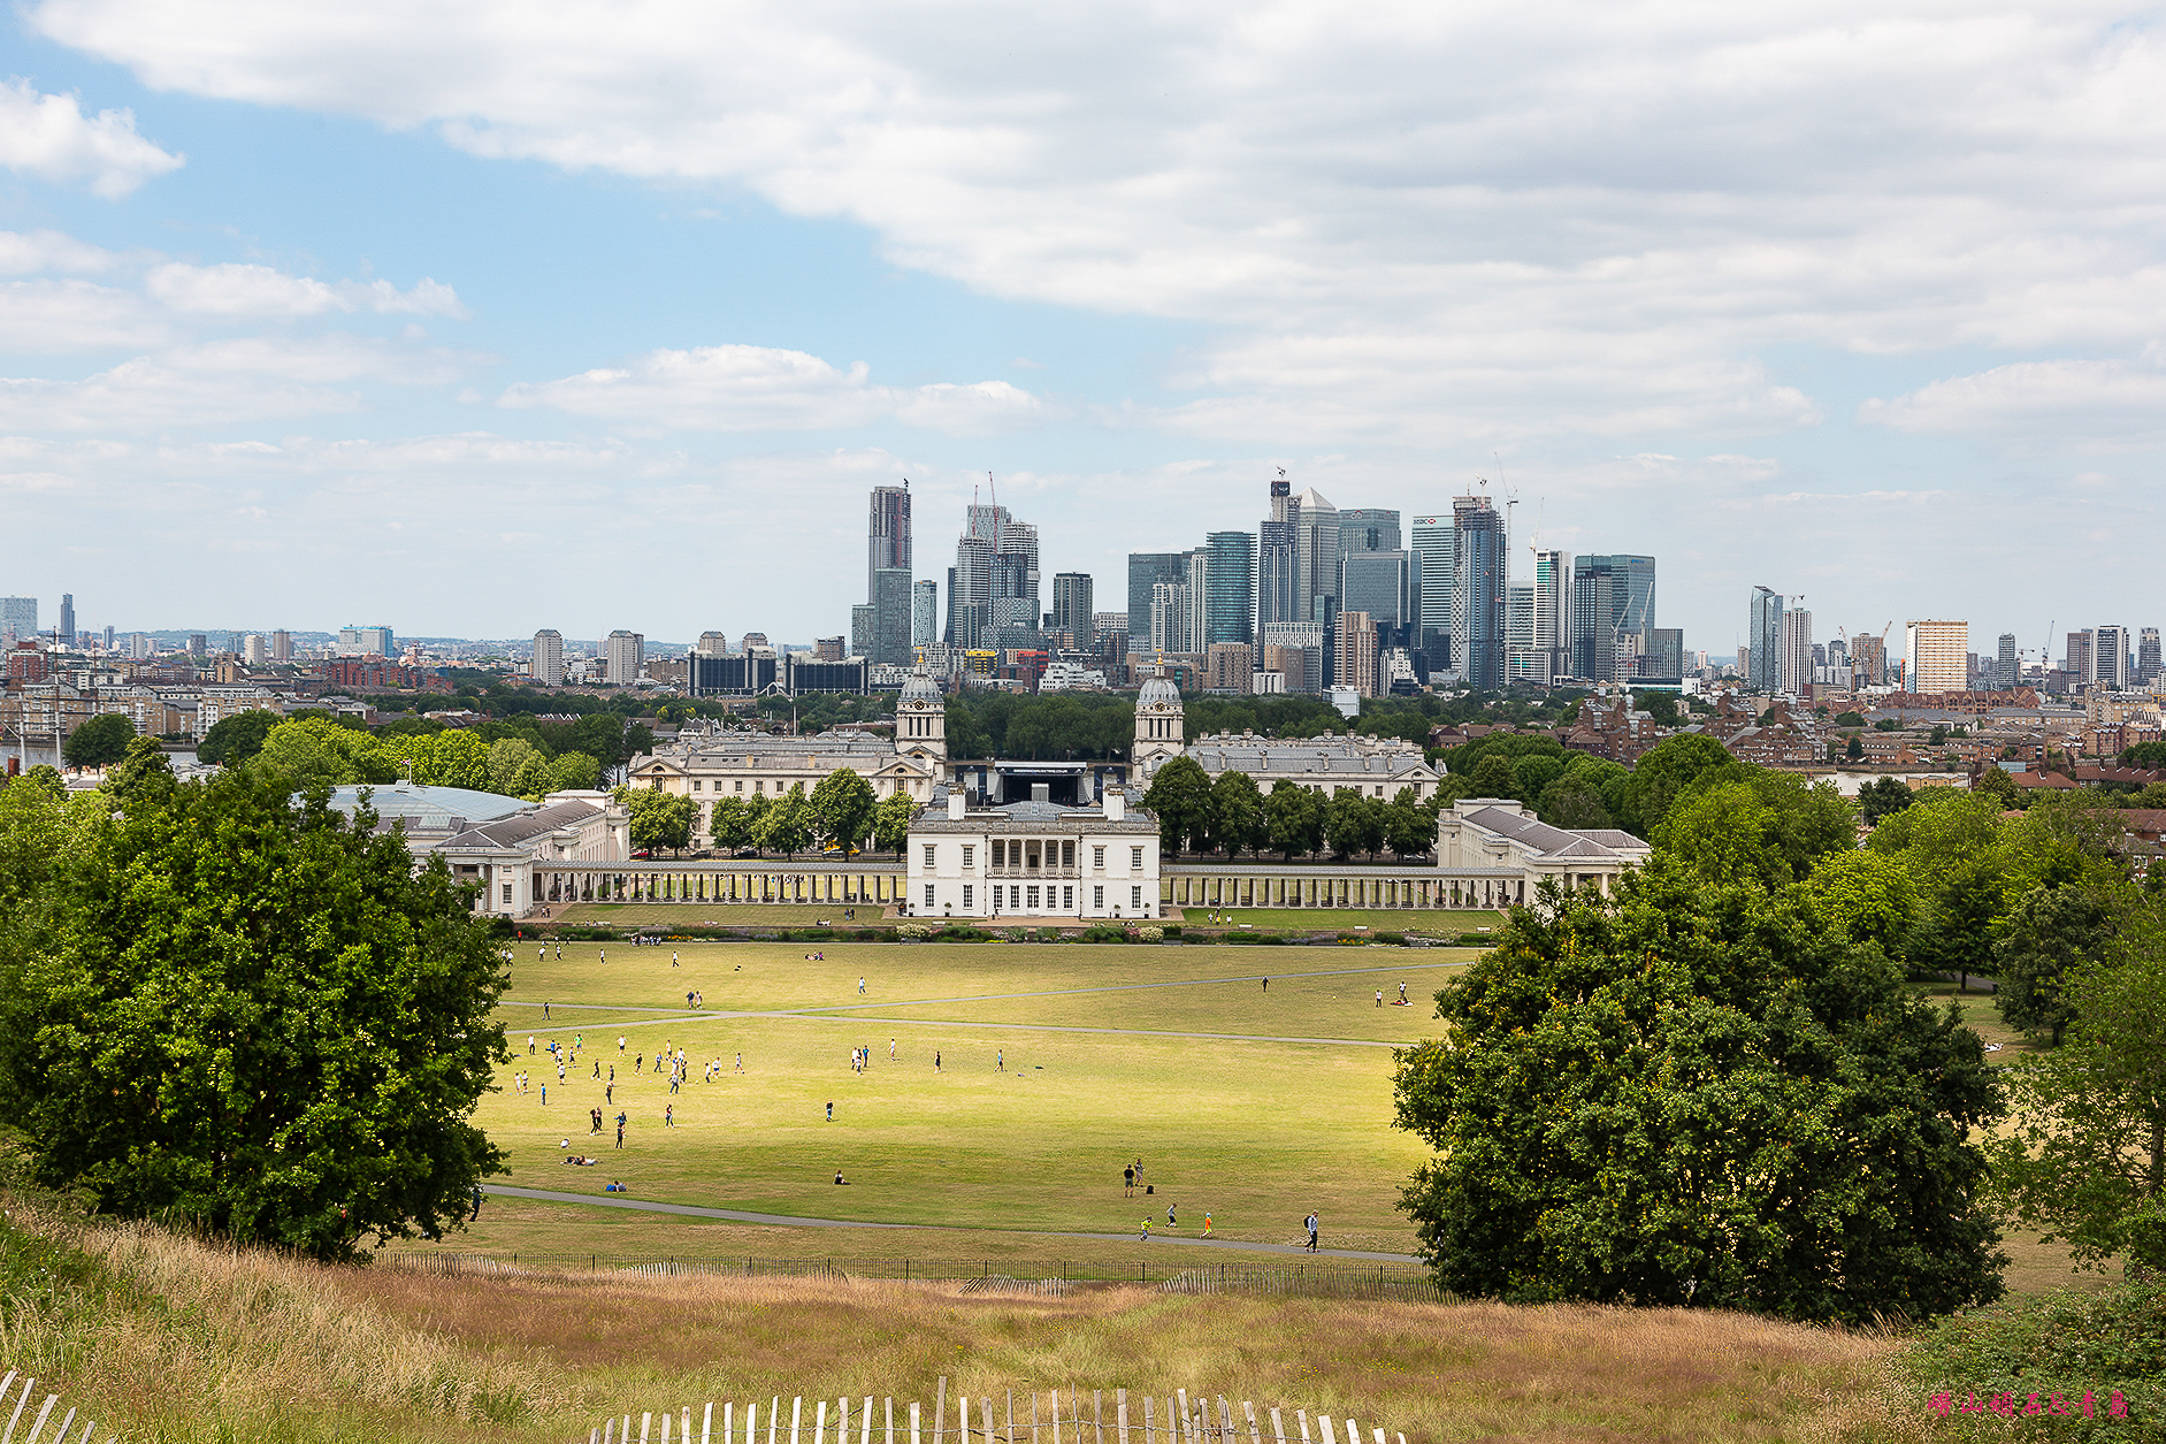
[2,7,2163,648]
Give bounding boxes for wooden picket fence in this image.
[590,1380,1409,1444]
[2,1371,113,1444]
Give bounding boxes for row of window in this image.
[920,883,1145,912]
[922,842,1143,870]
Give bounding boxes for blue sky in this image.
[3,1,2163,662]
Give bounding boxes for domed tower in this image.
[897,664,947,763]
[1132,666,1185,781]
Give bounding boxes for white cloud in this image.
[0,278,170,351]
[0,228,122,274]
[499,344,1048,435]
[145,262,467,319]
[0,76,182,197]
[0,335,478,430]
[1859,354,2166,444]
[27,0,2166,441]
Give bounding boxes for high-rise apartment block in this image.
[1203,532,1256,646]
[1648,628,1684,680]
[1532,549,1572,681]
[696,631,730,656]
[2065,630,2092,683]
[1995,632,2018,690]
[2,597,37,643]
[58,593,74,644]
[532,629,565,684]
[1050,573,1095,645]
[2139,628,2162,686]
[1906,620,1969,695]
[1781,608,1813,697]
[271,629,292,662]
[867,483,911,596]
[2091,625,2130,689]
[1748,588,1783,692]
[870,568,912,664]
[603,629,645,686]
[1334,609,1377,697]
[242,633,266,665]
[337,625,394,657]
[1127,552,1189,644]
[912,580,938,650]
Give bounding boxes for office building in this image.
[1293,488,1341,625]
[1334,609,1377,698]
[1261,621,1326,695]
[101,624,113,652]
[2065,630,2092,684]
[1127,552,1190,642]
[1150,580,1193,655]
[532,629,565,685]
[0,597,34,643]
[912,579,939,650]
[1200,532,1255,646]
[1411,514,1457,673]
[989,519,1040,646]
[1453,495,1508,690]
[695,631,730,656]
[1341,549,1418,631]
[2139,628,2162,686]
[2092,625,2130,688]
[1648,628,1684,680]
[1748,588,1784,692]
[850,606,876,658]
[1566,555,1655,683]
[1906,620,1969,695]
[1995,632,2018,690]
[1258,476,1301,631]
[867,482,911,598]
[603,629,646,687]
[57,594,74,645]
[1782,608,1813,696]
[1186,547,1211,655]
[1337,508,1401,555]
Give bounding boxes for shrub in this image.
[1377,932,1405,945]
[1036,927,1064,943]
[1135,925,1165,943]
[895,923,933,941]
[1079,924,1127,943]
[1162,925,1183,938]
[1899,1283,2163,1433]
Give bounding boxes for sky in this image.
[2,1,2163,662]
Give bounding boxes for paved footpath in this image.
[484,1184,1419,1262]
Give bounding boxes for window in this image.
[924,884,936,908]
[962,845,975,868]
[1063,886,1073,909]
[502,884,513,905]
[1010,886,1021,908]
[692,780,702,791]
[1061,839,1074,867]
[1027,886,1040,908]
[1093,885,1104,908]
[735,781,744,792]
[962,885,973,908]
[1093,845,1105,869]
[755,780,764,793]
[992,839,1006,867]
[923,844,937,868]
[1131,846,1144,868]
[1132,885,1144,910]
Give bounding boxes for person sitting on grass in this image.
[834,1172,850,1185]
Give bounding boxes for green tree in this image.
[63,713,136,771]
[510,754,554,800]
[2121,741,2166,768]
[708,795,753,852]
[1265,780,1325,860]
[1465,753,1523,802]
[621,787,696,855]
[1209,770,1267,858]
[1834,711,1866,728]
[1987,905,2166,1273]
[1801,848,1921,958]
[1619,733,1740,837]
[758,785,814,857]
[487,737,542,797]
[196,709,279,767]
[1393,861,2006,1324]
[1655,771,1855,890]
[810,768,879,857]
[421,729,493,791]
[871,792,917,854]
[1536,774,1613,829]
[1859,775,1915,826]
[0,772,507,1260]
[1141,756,1215,856]
[1844,734,1864,762]
[1324,787,1385,859]
[1385,786,1436,858]
[255,716,396,787]
[547,751,600,793]
[1994,884,2121,1047]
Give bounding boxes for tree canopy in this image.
[0,761,507,1261]
[62,713,136,770]
[1392,859,2006,1325]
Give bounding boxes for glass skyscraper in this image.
[1452,495,1508,690]
[1203,532,1256,645]
[1749,586,1784,692]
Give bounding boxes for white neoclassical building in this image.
[907,785,1162,921]
[1181,728,1443,801]
[327,783,629,916]
[1432,797,1652,904]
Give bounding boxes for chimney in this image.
[1104,788,1125,822]
[947,790,965,821]
[1031,783,1051,804]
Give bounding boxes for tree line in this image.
[191,710,651,802]
[619,769,915,859]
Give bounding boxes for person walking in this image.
[528,1034,536,1054]
[996,1049,1004,1072]
[543,1001,551,1020]
[1124,1165,1135,1196]
[665,1102,674,1127]
[1203,1212,1212,1236]
[858,976,866,994]
[540,1082,547,1105]
[735,1051,744,1073]
[825,1101,834,1121]
[1376,990,1383,1007]
[672,951,680,967]
[1140,1217,1151,1241]
[615,1112,626,1146]
[1261,978,1268,993]
[1305,1212,1319,1252]
[934,1050,942,1073]
[471,1185,484,1222]
[1398,981,1408,1005]
[890,1038,896,1061]
[1167,1202,1177,1228]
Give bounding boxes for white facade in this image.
[603,629,645,686]
[532,629,565,685]
[629,727,942,848]
[1906,619,1969,695]
[1181,728,1443,801]
[326,785,629,917]
[1434,798,1652,903]
[907,786,1161,920]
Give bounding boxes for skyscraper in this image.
[1127,552,1189,642]
[1533,549,1573,679]
[271,629,292,662]
[1648,628,1684,680]
[871,568,912,664]
[1452,494,1508,690]
[1203,532,1256,646]
[867,482,911,598]
[1258,476,1301,631]
[948,533,994,648]
[2139,628,2161,686]
[1050,573,1095,645]
[1340,550,1417,631]
[58,593,74,644]
[989,519,1039,645]
[1337,508,1401,555]
[1150,579,1194,655]
[697,632,730,655]
[1334,610,1377,697]
[1995,632,2018,690]
[1571,555,1656,682]
[1749,588,1784,692]
[912,579,938,650]
[532,629,565,685]
[1782,608,1813,696]
[1293,487,1340,625]
[2065,630,2092,684]
[1906,620,1969,695]
[1411,514,1456,671]
[5,596,42,643]
[2092,625,2130,688]
[602,629,645,686]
